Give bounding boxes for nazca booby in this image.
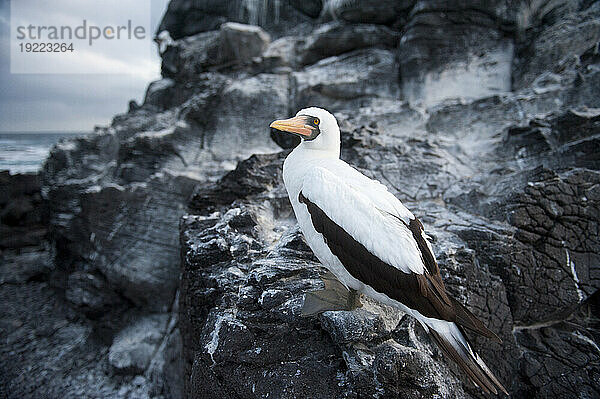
[270,107,508,395]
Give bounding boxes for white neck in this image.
[297,140,340,159]
[283,143,338,201]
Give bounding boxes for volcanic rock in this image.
[3,1,600,398]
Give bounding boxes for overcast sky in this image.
[0,0,170,132]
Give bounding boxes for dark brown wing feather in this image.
[299,192,507,394]
[407,218,450,301]
[299,192,455,321]
[406,215,500,342]
[428,325,509,395]
[450,297,502,342]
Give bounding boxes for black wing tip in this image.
[490,330,503,344]
[450,297,503,344]
[428,328,509,396]
[498,381,510,396]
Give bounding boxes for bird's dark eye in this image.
[314,118,320,125]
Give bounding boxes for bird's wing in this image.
[300,164,506,395]
[300,165,500,340]
[299,165,455,321]
[320,160,415,224]
[321,161,446,279]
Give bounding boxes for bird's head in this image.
[270,107,340,155]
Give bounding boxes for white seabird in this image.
[270,107,508,395]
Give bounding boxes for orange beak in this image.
[270,115,314,138]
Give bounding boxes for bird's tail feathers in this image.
[426,320,508,396]
[450,296,502,343]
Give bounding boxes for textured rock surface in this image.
[324,0,415,25]
[162,23,271,80]
[293,48,401,111]
[157,0,319,40]
[109,314,171,374]
[219,22,271,65]
[177,10,600,392]
[180,180,468,398]
[513,2,600,89]
[297,22,400,66]
[2,0,600,398]
[0,278,180,399]
[0,171,47,250]
[178,75,599,398]
[398,0,515,104]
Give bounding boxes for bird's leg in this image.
[301,272,363,316]
[346,288,363,310]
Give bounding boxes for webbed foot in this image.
[301,271,363,316]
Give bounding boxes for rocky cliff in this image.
[1,0,599,398]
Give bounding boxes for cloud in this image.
[0,0,170,132]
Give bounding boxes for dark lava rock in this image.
[0,247,53,285]
[179,156,469,398]
[108,313,170,375]
[45,171,199,310]
[4,1,600,398]
[324,0,415,25]
[158,0,318,40]
[219,22,271,65]
[161,31,221,79]
[0,276,183,399]
[513,2,600,90]
[293,48,401,111]
[179,64,600,399]
[398,0,515,105]
[1,195,35,225]
[0,172,47,250]
[42,67,283,313]
[297,21,400,66]
[162,23,271,80]
[0,170,41,206]
[513,290,600,398]
[65,271,123,317]
[505,168,600,324]
[189,152,287,211]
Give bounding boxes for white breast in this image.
[283,150,365,290]
[282,147,426,320]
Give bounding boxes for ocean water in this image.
[0,132,83,174]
